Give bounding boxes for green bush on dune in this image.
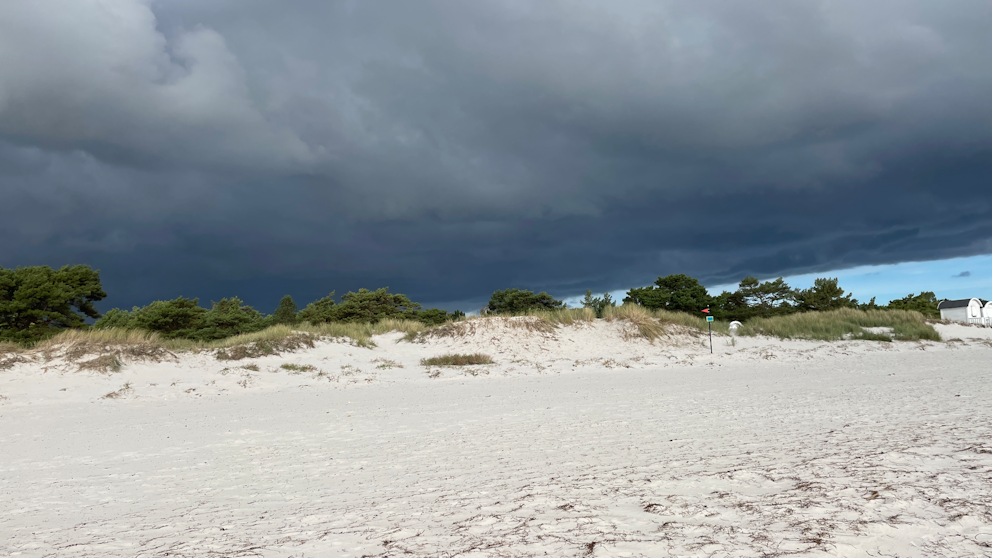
[486,288,564,314]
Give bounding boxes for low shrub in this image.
[421,353,494,366]
[486,288,564,314]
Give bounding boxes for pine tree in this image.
[272,295,299,325]
[0,265,107,342]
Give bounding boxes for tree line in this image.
[488,275,942,321]
[0,264,946,343]
[619,274,942,321]
[0,265,464,343]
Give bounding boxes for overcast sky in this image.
[2,0,991,313]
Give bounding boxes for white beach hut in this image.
[985,301,992,326]
[936,298,984,324]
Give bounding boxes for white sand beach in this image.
[1,320,991,557]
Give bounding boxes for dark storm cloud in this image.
[2,0,992,311]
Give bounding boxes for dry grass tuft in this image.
[280,363,317,372]
[507,316,559,334]
[407,318,477,341]
[421,353,495,366]
[372,358,403,369]
[410,306,683,343]
[101,382,133,399]
[214,327,319,360]
[0,354,26,371]
[408,314,561,342]
[77,354,123,373]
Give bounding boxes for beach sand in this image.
[1,320,990,556]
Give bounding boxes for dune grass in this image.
[280,363,317,372]
[421,353,494,366]
[35,328,184,362]
[77,354,123,373]
[737,308,940,342]
[212,320,428,359]
[303,318,429,347]
[648,308,730,335]
[411,305,708,343]
[407,313,556,342]
[602,304,667,341]
[529,307,597,326]
[16,319,431,363]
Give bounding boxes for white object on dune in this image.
[729,320,742,335]
[937,298,984,325]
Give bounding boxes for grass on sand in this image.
[14,319,432,364]
[736,308,940,342]
[409,304,721,344]
[421,353,495,366]
[4,306,940,369]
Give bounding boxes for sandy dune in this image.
[1,320,991,557]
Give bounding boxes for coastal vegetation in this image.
[421,353,495,366]
[0,264,951,349]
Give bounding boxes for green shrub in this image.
[334,288,421,323]
[299,288,423,324]
[624,274,711,313]
[298,291,337,323]
[93,307,135,330]
[886,292,940,319]
[486,288,563,314]
[192,297,267,341]
[130,297,206,338]
[412,308,453,326]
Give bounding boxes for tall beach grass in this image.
[737,308,940,342]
